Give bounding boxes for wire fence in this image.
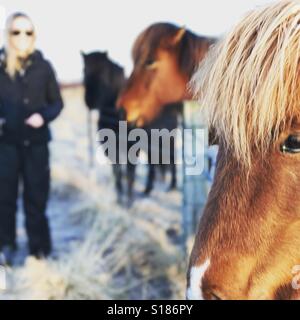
[86,99,218,255]
[181,101,218,255]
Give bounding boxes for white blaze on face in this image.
[187,259,210,300]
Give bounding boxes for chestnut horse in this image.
[188,0,300,300]
[82,51,181,201]
[117,22,216,126]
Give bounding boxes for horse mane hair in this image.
[132,22,216,78]
[192,0,300,167]
[92,51,125,93]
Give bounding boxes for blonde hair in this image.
[5,12,35,78]
[192,0,300,167]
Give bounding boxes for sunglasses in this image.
[10,30,34,37]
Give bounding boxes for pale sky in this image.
[0,0,273,83]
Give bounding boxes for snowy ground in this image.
[0,86,186,300]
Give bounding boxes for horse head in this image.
[188,0,300,300]
[117,22,215,126]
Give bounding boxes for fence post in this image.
[182,101,210,256]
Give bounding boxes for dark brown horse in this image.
[117,22,216,126]
[188,0,300,300]
[82,51,136,206]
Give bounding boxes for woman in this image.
[0,13,63,264]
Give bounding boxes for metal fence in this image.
[181,101,218,255]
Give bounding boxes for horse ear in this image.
[172,27,186,46]
[80,50,86,58]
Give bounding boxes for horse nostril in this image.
[116,97,123,108]
[210,292,222,300]
[129,119,138,128]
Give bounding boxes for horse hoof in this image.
[167,184,177,192]
[136,190,151,198]
[143,188,152,197]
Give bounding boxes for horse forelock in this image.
[132,23,179,66]
[132,22,213,77]
[179,34,216,78]
[192,0,300,168]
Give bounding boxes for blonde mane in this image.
[192,0,300,167]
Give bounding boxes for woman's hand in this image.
[25,113,44,128]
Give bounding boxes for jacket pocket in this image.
[1,103,21,136]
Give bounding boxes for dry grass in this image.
[4,197,185,300]
[0,86,185,300]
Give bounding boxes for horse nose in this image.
[118,107,126,121]
[187,281,222,300]
[186,285,204,300]
[187,259,211,300]
[116,96,124,109]
[209,292,222,300]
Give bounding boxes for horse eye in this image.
[145,59,156,68]
[281,135,300,154]
[146,59,154,65]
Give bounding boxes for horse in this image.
[187,0,300,300]
[141,101,182,194]
[82,51,136,206]
[82,51,178,202]
[117,22,216,126]
[116,23,215,193]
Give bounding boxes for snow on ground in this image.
[0,86,186,300]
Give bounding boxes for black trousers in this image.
[0,143,51,256]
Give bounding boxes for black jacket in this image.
[0,49,63,145]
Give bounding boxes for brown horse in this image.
[187,0,300,300]
[117,22,216,126]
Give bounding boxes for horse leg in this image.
[168,140,177,191]
[126,163,136,207]
[112,164,123,204]
[159,164,167,182]
[168,162,177,191]
[144,164,155,196]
